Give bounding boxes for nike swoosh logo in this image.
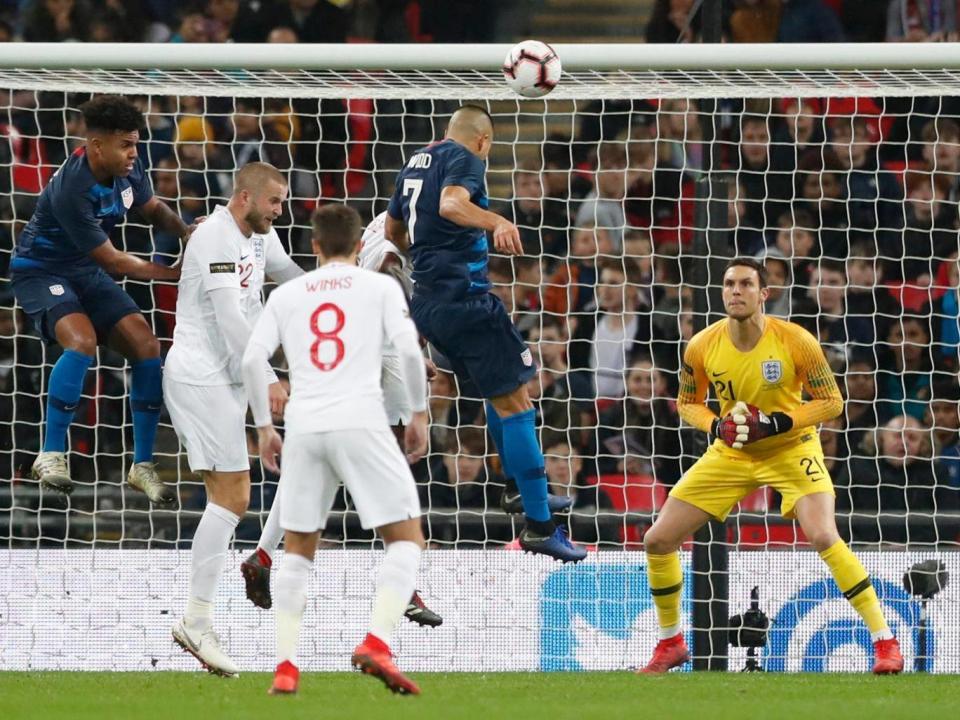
[239,254,250,261]
[711,371,727,377]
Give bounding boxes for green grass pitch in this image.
[1,672,958,720]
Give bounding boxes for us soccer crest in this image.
[761,360,782,383]
[121,186,134,209]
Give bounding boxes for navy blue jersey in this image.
[387,139,489,302]
[11,147,153,277]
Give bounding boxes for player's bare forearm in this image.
[438,191,502,232]
[141,196,190,239]
[88,241,178,281]
[385,213,409,252]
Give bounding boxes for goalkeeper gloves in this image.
[712,402,794,449]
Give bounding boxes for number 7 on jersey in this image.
[402,178,423,245]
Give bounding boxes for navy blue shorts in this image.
[11,268,142,344]
[411,292,536,399]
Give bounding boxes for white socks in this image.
[184,502,240,631]
[369,541,422,645]
[659,624,682,640]
[275,553,313,666]
[256,485,284,559]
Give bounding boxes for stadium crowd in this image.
[0,0,958,552]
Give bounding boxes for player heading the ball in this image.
[638,257,903,675]
[242,204,429,696]
[11,94,190,504]
[384,105,585,563]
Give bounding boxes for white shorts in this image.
[163,378,249,472]
[381,353,412,425]
[279,428,420,533]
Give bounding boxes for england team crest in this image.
[761,360,782,383]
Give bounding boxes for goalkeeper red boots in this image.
[351,634,421,695]
[268,660,299,695]
[637,634,690,674]
[872,637,904,674]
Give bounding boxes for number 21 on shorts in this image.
[309,302,345,371]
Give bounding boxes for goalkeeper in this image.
[639,257,903,675]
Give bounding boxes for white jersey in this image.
[358,211,409,276]
[247,262,417,435]
[165,204,292,386]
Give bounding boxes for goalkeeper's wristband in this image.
[710,417,721,438]
[766,411,794,435]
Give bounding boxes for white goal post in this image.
[0,43,958,674]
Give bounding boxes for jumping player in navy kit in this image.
[385,105,586,563]
[10,95,192,505]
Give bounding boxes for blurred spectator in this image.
[588,357,682,485]
[274,0,349,43]
[827,116,903,249]
[502,159,565,259]
[777,0,845,42]
[773,208,818,286]
[419,427,509,546]
[842,349,880,456]
[845,241,900,347]
[836,415,958,544]
[656,98,705,175]
[645,0,699,43]
[737,115,793,237]
[729,0,781,42]
[576,142,628,253]
[170,9,214,42]
[542,431,619,546]
[820,415,850,481]
[930,252,959,366]
[896,170,958,283]
[22,0,90,42]
[542,225,608,320]
[755,246,793,318]
[570,257,651,401]
[488,256,539,338]
[876,314,933,423]
[267,25,298,42]
[929,376,960,488]
[795,154,848,257]
[625,136,694,253]
[886,0,956,41]
[525,316,590,429]
[793,259,848,369]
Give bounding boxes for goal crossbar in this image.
[2,43,960,99]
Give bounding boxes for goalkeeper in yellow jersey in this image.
[639,257,903,675]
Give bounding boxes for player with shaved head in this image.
[385,105,585,563]
[165,160,305,677]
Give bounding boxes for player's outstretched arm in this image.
[88,240,179,281]
[439,186,522,255]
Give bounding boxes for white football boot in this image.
[32,452,73,495]
[127,462,177,506]
[172,620,240,678]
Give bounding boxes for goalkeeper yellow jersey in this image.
[677,316,843,454]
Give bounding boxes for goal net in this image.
[0,43,958,673]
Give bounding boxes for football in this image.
[502,40,562,98]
